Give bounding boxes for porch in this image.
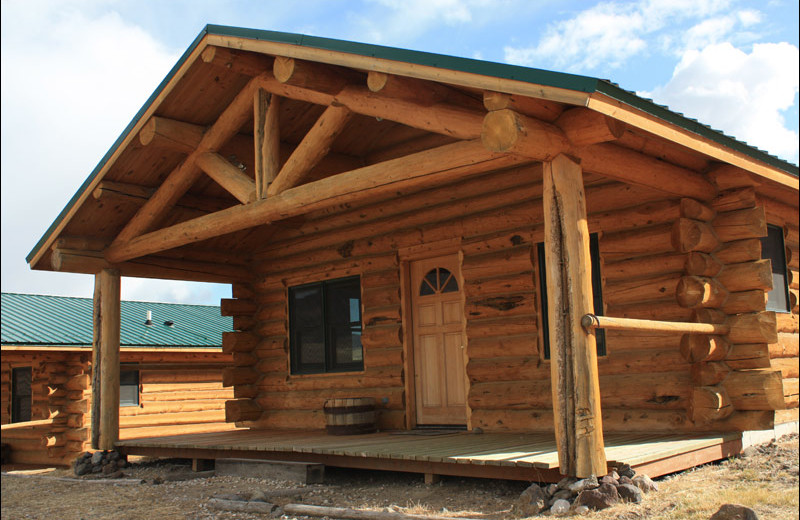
[115,429,742,482]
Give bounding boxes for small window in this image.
[537,233,606,359]
[419,267,459,296]
[289,276,363,374]
[11,367,32,423]
[120,367,140,407]
[761,224,790,312]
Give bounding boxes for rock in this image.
[608,470,620,480]
[102,462,117,474]
[616,463,636,478]
[91,464,102,474]
[550,499,571,516]
[572,505,590,515]
[545,483,558,496]
[556,476,576,489]
[553,489,573,501]
[709,504,759,520]
[74,462,91,476]
[77,452,92,464]
[619,475,634,486]
[632,474,659,493]
[91,451,104,465]
[600,475,619,487]
[618,483,643,503]
[568,475,599,493]
[104,470,124,479]
[518,483,548,515]
[576,483,619,510]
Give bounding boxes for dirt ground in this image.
[1,433,798,520]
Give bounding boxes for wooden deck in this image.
[116,429,743,482]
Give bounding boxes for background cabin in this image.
[1,293,234,465]
[24,25,798,477]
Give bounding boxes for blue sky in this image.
[1,0,798,305]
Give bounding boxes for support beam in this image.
[542,154,606,478]
[105,140,523,263]
[273,56,352,93]
[575,142,717,201]
[97,269,120,451]
[481,108,569,161]
[254,89,280,199]
[92,180,233,214]
[195,152,257,204]
[483,91,565,121]
[201,45,273,76]
[138,116,204,153]
[367,71,478,108]
[90,276,102,449]
[267,104,352,195]
[51,248,250,283]
[111,73,267,247]
[554,107,625,147]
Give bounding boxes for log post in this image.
[542,154,606,478]
[254,89,280,199]
[97,269,121,450]
[90,275,102,449]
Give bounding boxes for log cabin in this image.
[1,292,234,465]
[24,25,798,479]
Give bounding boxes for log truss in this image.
[90,48,726,268]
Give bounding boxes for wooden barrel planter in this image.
[323,397,377,435]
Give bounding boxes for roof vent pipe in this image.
[145,310,153,326]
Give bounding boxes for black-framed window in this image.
[761,224,790,312]
[11,367,32,423]
[537,233,606,359]
[289,276,363,374]
[120,366,140,407]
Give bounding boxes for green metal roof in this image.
[26,24,799,265]
[1,292,232,348]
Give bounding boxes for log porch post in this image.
[92,268,121,450]
[542,154,607,477]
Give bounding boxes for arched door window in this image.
[419,267,459,296]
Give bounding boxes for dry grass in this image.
[2,434,797,520]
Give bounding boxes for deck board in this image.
[116,428,743,481]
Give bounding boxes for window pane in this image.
[120,369,139,406]
[538,234,605,359]
[762,225,790,312]
[326,278,363,371]
[442,273,459,293]
[289,277,363,374]
[12,367,32,423]
[425,269,439,291]
[420,279,435,296]
[289,284,325,373]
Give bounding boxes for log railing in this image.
[580,314,730,335]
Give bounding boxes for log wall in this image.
[244,164,771,433]
[760,193,800,425]
[0,349,232,465]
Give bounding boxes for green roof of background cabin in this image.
[1,293,232,348]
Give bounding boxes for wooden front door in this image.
[410,254,468,425]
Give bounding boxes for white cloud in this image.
[350,0,503,45]
[643,42,799,163]
[502,0,750,70]
[0,2,227,304]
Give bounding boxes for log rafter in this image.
[110,72,269,248]
[108,56,721,263]
[105,139,524,263]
